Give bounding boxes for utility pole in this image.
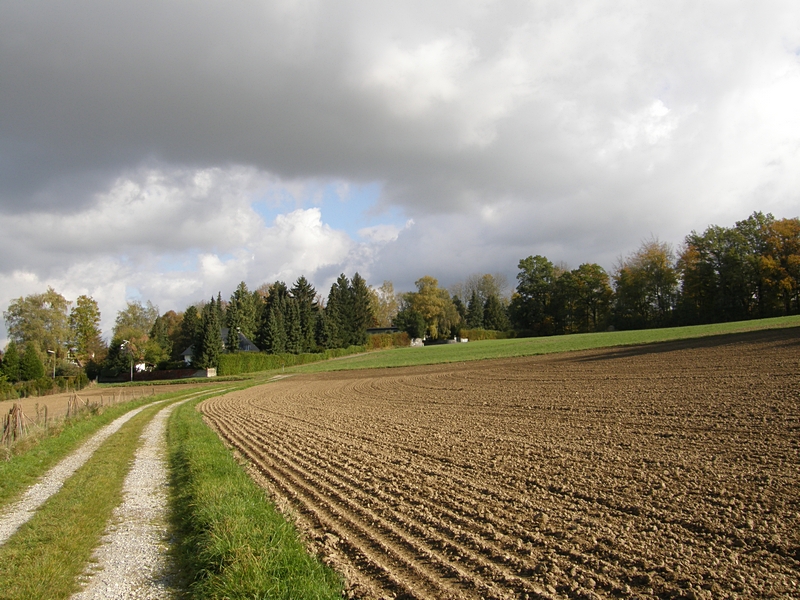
[121,340,133,382]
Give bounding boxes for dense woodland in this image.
[1,211,799,392]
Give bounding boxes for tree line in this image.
[98,273,376,377]
[382,211,800,338]
[2,211,798,387]
[506,212,800,334]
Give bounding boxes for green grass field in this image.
[293,315,800,373]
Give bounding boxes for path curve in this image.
[0,402,160,546]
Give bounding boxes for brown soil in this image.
[0,382,214,422]
[201,328,800,600]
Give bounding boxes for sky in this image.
[1,0,799,344]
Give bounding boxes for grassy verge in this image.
[168,398,344,600]
[0,401,168,600]
[293,314,800,373]
[0,389,197,510]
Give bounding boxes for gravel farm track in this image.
[201,328,800,600]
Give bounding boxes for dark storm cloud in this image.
[0,1,704,211]
[1,0,799,344]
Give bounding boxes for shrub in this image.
[458,328,515,341]
[0,376,17,401]
[217,345,367,376]
[367,332,410,350]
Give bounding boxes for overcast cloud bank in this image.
[1,0,799,342]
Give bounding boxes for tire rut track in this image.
[0,402,160,546]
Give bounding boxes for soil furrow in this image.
[203,328,800,599]
[207,413,469,599]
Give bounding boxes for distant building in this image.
[180,327,260,365]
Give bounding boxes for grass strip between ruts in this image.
[168,398,344,600]
[0,400,171,600]
[0,389,197,510]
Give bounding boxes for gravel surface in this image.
[72,399,190,600]
[0,402,161,546]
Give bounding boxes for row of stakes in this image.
[1,387,157,446]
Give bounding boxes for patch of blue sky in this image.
[125,285,143,301]
[156,253,199,273]
[250,180,407,239]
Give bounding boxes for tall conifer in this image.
[198,298,223,369]
[1,342,21,382]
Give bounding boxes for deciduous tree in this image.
[763,217,800,314]
[509,255,556,335]
[613,240,678,329]
[404,276,459,340]
[4,287,71,360]
[113,300,159,341]
[370,281,399,328]
[69,295,106,363]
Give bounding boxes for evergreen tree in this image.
[149,314,174,360]
[321,299,342,349]
[483,294,510,331]
[226,325,240,353]
[264,297,287,354]
[326,275,352,346]
[314,310,337,350]
[285,297,302,354]
[257,282,289,354]
[1,342,21,383]
[290,276,317,352]
[175,305,201,360]
[466,291,484,328]
[197,298,224,369]
[227,281,258,344]
[392,307,427,339]
[350,273,373,346]
[20,343,45,381]
[192,301,208,365]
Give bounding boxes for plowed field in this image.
[201,328,800,600]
